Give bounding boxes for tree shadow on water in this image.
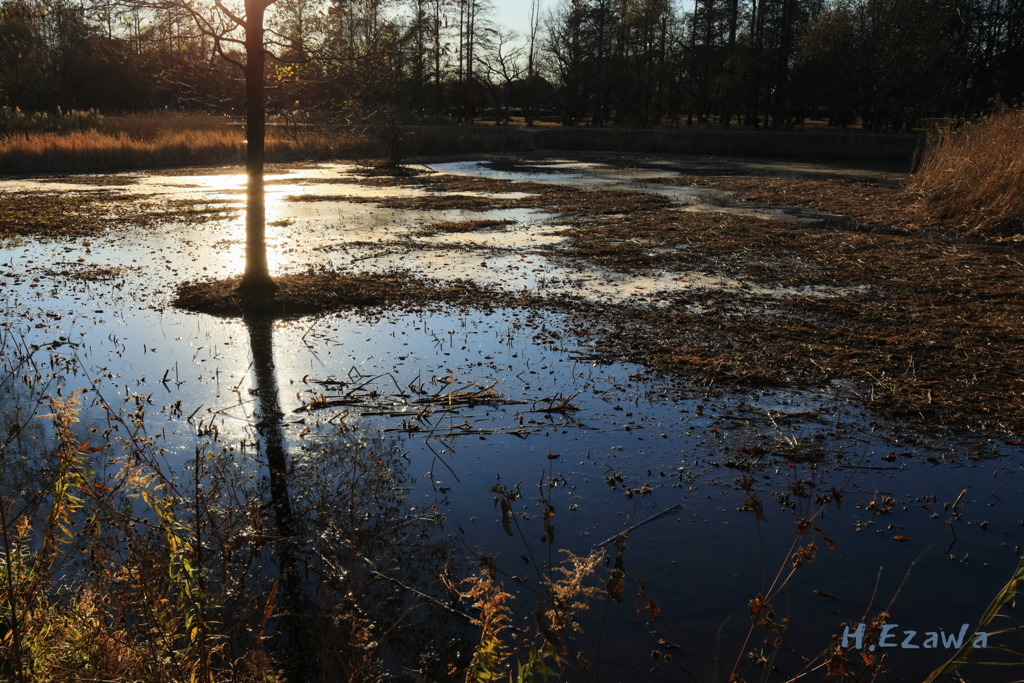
[243,306,302,676]
[241,300,470,682]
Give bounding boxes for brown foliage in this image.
[909,108,1024,239]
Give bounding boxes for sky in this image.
[487,0,696,49]
[490,0,540,43]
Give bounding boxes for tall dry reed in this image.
[101,112,241,138]
[0,116,371,172]
[0,107,104,137]
[910,107,1024,238]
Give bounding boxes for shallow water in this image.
[3,159,860,304]
[2,157,1023,681]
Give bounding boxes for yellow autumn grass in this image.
[910,107,1024,238]
[0,115,371,172]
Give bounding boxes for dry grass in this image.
[909,107,1024,239]
[0,113,371,173]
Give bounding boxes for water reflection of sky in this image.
[2,158,1023,682]
[3,160,860,303]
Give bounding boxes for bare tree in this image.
[522,0,543,124]
[477,27,525,124]
[528,0,542,72]
[451,0,491,121]
[543,0,599,125]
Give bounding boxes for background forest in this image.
[1,0,1022,134]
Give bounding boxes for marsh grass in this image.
[910,107,1024,239]
[924,557,1024,681]
[0,128,367,173]
[0,107,104,137]
[467,481,615,682]
[4,304,611,682]
[0,113,372,173]
[0,372,286,681]
[1,112,922,174]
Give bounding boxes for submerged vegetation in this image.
[156,139,1024,431]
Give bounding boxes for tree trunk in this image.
[239,0,277,294]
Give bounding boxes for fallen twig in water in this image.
[594,503,683,548]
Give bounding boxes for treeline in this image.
[1,0,1022,131]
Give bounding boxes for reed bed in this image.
[0,122,371,173]
[909,107,1024,238]
[101,111,242,138]
[0,106,103,137]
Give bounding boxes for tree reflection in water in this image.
[242,307,468,681]
[0,317,469,681]
[244,309,302,671]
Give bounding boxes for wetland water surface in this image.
[2,156,1022,682]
